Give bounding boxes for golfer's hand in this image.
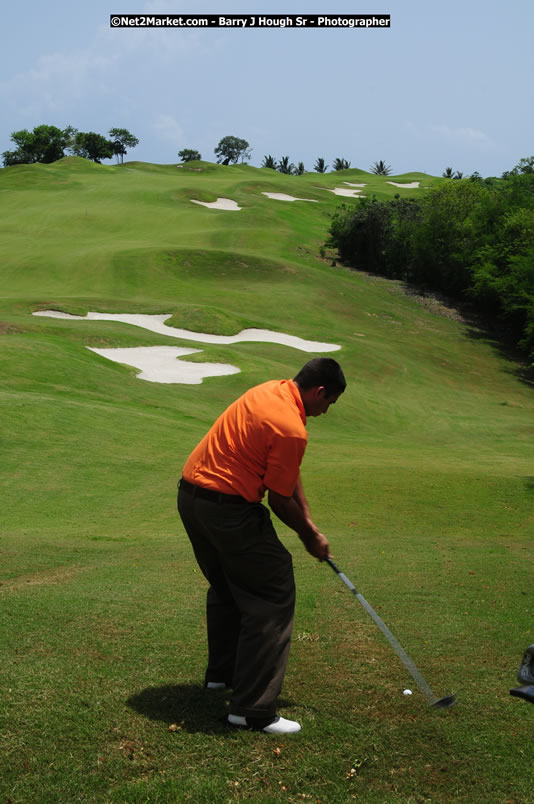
[302,530,331,561]
[267,490,330,560]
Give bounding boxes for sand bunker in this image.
[88,346,240,384]
[33,310,340,384]
[33,311,340,352]
[191,197,241,210]
[262,192,318,203]
[386,181,420,189]
[326,187,366,198]
[343,182,367,188]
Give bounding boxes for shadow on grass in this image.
[126,684,296,734]
[398,278,534,388]
[464,325,534,388]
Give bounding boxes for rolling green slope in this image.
[1,157,533,803]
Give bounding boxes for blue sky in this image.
[1,0,533,177]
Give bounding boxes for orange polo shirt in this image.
[182,379,307,502]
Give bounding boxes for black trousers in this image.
[177,480,296,719]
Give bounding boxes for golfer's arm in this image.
[268,488,330,560]
[267,488,318,541]
[292,473,312,519]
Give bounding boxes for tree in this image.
[2,147,30,167]
[214,135,251,165]
[314,157,328,173]
[108,128,139,164]
[72,132,114,163]
[327,196,422,279]
[442,167,454,178]
[327,198,394,273]
[370,160,392,175]
[503,156,534,178]
[63,125,79,155]
[333,158,351,171]
[327,172,534,365]
[514,156,534,175]
[2,124,69,166]
[277,155,295,175]
[2,129,35,166]
[412,179,490,292]
[31,125,68,163]
[453,170,464,180]
[295,162,305,175]
[178,148,202,163]
[262,154,277,169]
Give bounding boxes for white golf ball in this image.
[403,689,413,695]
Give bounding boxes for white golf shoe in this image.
[228,713,301,734]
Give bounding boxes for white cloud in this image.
[403,121,495,153]
[152,114,185,145]
[0,34,127,123]
[0,2,202,125]
[430,124,495,150]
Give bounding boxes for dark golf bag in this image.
[510,644,534,704]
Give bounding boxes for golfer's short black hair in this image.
[293,357,346,396]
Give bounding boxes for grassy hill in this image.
[1,157,533,803]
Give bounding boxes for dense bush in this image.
[327,171,534,364]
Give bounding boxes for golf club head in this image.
[431,694,457,709]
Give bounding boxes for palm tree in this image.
[262,154,277,170]
[295,162,305,175]
[453,170,464,180]
[314,157,328,173]
[370,160,392,175]
[278,155,295,175]
[442,166,454,178]
[333,157,351,171]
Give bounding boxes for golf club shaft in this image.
[326,558,438,705]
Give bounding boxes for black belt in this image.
[180,478,249,505]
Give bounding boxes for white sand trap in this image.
[262,192,318,203]
[343,182,367,187]
[386,181,420,189]
[326,187,366,198]
[33,311,341,352]
[88,346,240,384]
[34,309,340,384]
[191,197,241,210]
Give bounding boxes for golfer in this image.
[177,357,346,734]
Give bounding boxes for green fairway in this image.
[1,157,533,803]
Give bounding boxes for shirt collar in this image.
[284,379,307,425]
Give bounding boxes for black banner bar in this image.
[110,14,391,29]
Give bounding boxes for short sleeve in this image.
[263,434,306,497]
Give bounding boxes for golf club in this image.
[326,557,456,709]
